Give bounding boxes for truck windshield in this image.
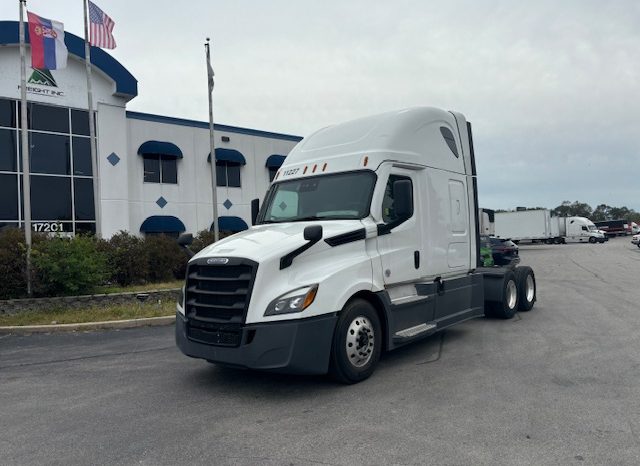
[588,224,597,231]
[260,171,376,223]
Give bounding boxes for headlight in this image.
[176,285,185,315]
[265,285,318,316]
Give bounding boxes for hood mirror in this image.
[304,225,323,242]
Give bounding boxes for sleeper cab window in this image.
[440,127,459,157]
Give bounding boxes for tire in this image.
[514,266,536,311]
[486,270,519,319]
[329,299,382,384]
[588,236,596,243]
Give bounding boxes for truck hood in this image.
[193,220,365,263]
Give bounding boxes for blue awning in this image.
[265,154,286,168]
[140,215,186,233]
[207,148,246,165]
[211,216,249,232]
[137,141,183,159]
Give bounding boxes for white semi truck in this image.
[176,107,537,383]
[495,210,605,244]
[557,216,606,243]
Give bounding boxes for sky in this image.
[2,0,639,211]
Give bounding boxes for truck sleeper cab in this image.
[176,107,537,383]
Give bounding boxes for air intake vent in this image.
[184,257,257,347]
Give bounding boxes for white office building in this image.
[0,20,301,238]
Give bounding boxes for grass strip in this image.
[96,280,183,295]
[0,300,176,327]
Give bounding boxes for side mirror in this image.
[177,233,194,258]
[251,198,260,225]
[280,225,323,270]
[393,179,413,220]
[304,225,323,242]
[177,233,193,246]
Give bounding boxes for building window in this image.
[29,132,71,175]
[31,175,72,221]
[0,173,19,220]
[143,155,177,184]
[216,162,241,187]
[0,99,17,128]
[0,98,96,235]
[0,128,18,172]
[29,102,70,133]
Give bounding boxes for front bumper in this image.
[175,313,338,375]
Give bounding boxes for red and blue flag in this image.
[27,12,68,70]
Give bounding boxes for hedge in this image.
[0,228,220,299]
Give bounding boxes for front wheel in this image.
[589,236,596,243]
[329,299,382,384]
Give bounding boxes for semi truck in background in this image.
[175,107,537,383]
[494,210,605,244]
[556,216,606,243]
[594,219,633,237]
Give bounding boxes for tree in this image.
[591,204,611,222]
[552,201,592,218]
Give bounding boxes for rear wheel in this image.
[329,299,381,384]
[515,266,536,311]
[486,271,519,319]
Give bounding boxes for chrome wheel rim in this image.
[345,316,374,368]
[506,280,517,309]
[525,275,535,302]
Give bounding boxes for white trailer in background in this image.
[494,210,554,243]
[495,210,605,244]
[479,208,495,236]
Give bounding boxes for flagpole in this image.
[206,38,219,243]
[19,0,32,296]
[83,0,101,237]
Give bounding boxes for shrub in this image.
[98,231,149,286]
[31,235,106,296]
[0,228,28,299]
[191,229,217,253]
[142,234,188,282]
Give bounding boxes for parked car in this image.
[480,235,520,266]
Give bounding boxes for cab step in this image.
[393,323,436,343]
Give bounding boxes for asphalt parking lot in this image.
[1,237,639,465]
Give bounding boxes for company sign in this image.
[18,68,64,97]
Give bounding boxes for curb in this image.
[0,315,176,335]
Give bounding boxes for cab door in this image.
[376,168,424,285]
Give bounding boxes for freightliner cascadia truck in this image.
[176,107,537,383]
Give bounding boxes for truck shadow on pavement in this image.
[187,325,474,396]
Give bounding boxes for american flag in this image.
[88,1,116,49]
